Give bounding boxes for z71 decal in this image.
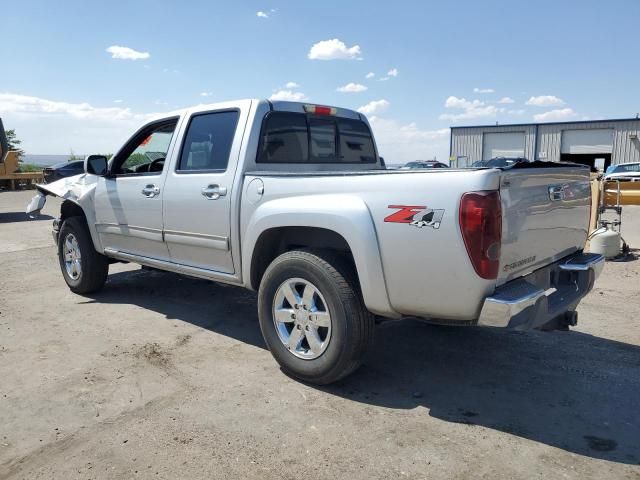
[384,205,445,229]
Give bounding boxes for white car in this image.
[604,162,640,180]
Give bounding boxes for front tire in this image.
[58,216,109,294]
[258,250,375,385]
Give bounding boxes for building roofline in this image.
[450,117,640,129]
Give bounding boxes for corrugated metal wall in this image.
[450,125,535,164]
[451,120,640,165]
[614,121,640,164]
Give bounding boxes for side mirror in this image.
[85,155,108,176]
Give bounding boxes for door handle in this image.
[141,184,160,198]
[201,184,227,200]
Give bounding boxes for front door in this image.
[94,117,180,260]
[162,103,249,273]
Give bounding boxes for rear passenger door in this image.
[162,102,249,274]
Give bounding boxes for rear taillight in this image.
[459,191,502,280]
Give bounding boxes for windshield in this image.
[51,160,84,169]
[609,163,640,174]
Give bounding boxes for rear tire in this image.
[258,250,375,385]
[58,216,109,294]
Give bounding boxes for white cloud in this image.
[507,109,526,115]
[357,99,390,116]
[526,95,565,107]
[444,96,482,109]
[533,108,577,122]
[337,82,368,93]
[0,92,172,154]
[497,96,515,104]
[387,68,398,77]
[473,87,494,93]
[365,72,375,79]
[106,45,150,61]
[256,11,269,18]
[379,77,390,81]
[439,96,503,122]
[154,99,168,105]
[199,92,213,97]
[113,99,123,103]
[308,39,362,60]
[285,81,300,89]
[269,90,308,102]
[368,116,450,164]
[0,93,140,120]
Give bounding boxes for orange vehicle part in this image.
[603,180,640,206]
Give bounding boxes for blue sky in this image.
[1,0,639,162]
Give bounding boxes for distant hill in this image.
[21,154,85,167]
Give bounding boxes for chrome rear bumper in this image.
[478,252,604,329]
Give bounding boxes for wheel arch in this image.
[242,194,398,318]
[60,199,86,222]
[59,199,103,253]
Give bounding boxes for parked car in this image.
[604,162,640,180]
[27,100,603,385]
[400,160,449,169]
[43,160,85,183]
[471,157,529,168]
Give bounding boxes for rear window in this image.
[338,118,376,163]
[309,118,337,162]
[257,112,376,164]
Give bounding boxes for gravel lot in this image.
[1,190,639,479]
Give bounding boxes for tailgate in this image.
[498,166,591,285]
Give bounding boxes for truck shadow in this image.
[0,212,54,223]
[330,320,640,465]
[85,268,640,465]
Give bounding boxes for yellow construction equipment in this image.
[603,179,640,206]
[0,118,44,189]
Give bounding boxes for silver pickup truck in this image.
[27,99,604,384]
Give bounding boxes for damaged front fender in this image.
[25,173,103,252]
[26,173,98,216]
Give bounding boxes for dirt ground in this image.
[1,190,639,479]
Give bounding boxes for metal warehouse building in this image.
[449,118,640,170]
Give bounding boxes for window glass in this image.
[118,123,176,174]
[257,112,308,163]
[614,163,640,173]
[59,161,84,171]
[257,111,377,164]
[309,118,337,162]
[178,111,240,171]
[338,119,376,163]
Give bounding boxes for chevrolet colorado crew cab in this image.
[27,99,604,384]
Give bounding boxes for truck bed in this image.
[241,165,591,321]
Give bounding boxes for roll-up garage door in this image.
[482,132,525,160]
[561,129,613,154]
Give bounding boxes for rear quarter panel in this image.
[241,169,500,320]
